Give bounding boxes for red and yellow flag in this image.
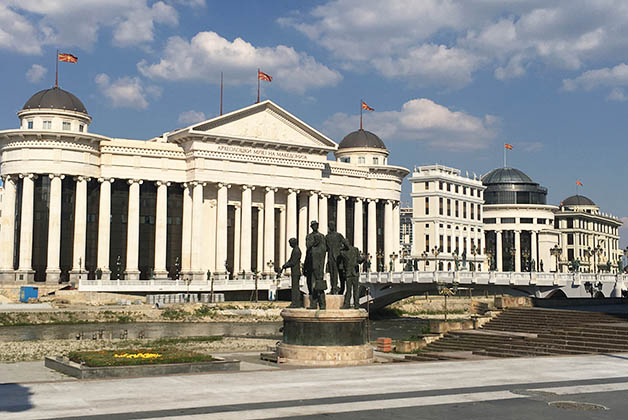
[258,70,272,82]
[504,143,513,150]
[576,180,583,186]
[58,53,78,63]
[361,101,374,111]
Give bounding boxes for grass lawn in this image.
[68,348,216,367]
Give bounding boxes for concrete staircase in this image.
[406,307,628,361]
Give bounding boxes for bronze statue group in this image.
[279,220,365,310]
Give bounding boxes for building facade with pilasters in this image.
[0,88,408,284]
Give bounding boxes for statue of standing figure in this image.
[304,221,327,309]
[340,244,365,309]
[326,221,349,295]
[280,238,302,308]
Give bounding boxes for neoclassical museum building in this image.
[0,87,408,283]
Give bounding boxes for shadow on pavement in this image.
[0,383,33,412]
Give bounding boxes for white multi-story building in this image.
[410,165,486,271]
[554,195,622,273]
[0,87,408,284]
[399,207,412,266]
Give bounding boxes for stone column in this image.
[286,189,298,260]
[70,176,89,283]
[215,183,229,277]
[190,182,205,279]
[125,179,142,280]
[367,199,377,272]
[45,174,64,283]
[514,230,521,272]
[496,230,503,272]
[153,181,169,279]
[337,196,346,237]
[206,199,217,273]
[17,174,36,282]
[264,187,276,273]
[393,201,400,270]
[257,205,264,272]
[319,194,328,235]
[384,200,393,271]
[97,178,113,280]
[531,231,538,272]
[308,191,318,225]
[181,183,193,274]
[353,198,363,251]
[240,186,254,274]
[298,193,308,262]
[233,203,241,276]
[0,175,17,279]
[279,206,286,266]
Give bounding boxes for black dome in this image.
[22,87,88,114]
[338,129,387,150]
[562,195,596,206]
[482,167,534,184]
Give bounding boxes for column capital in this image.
[98,177,114,184]
[319,193,330,199]
[242,185,256,191]
[337,195,347,201]
[367,198,378,203]
[48,174,65,180]
[288,188,299,194]
[155,180,171,187]
[309,190,320,197]
[73,176,91,183]
[1,174,17,184]
[265,186,278,193]
[218,182,231,189]
[19,173,38,180]
[233,203,241,209]
[354,197,363,203]
[127,179,143,185]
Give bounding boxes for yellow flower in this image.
[113,352,162,359]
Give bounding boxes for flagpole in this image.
[360,99,363,130]
[257,68,260,103]
[503,146,506,168]
[55,49,59,88]
[220,71,223,116]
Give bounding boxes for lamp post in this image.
[376,251,384,272]
[437,281,458,321]
[522,249,530,272]
[266,260,274,280]
[389,252,398,272]
[420,251,428,271]
[550,244,562,273]
[509,247,517,272]
[431,247,441,272]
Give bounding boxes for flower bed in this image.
[68,348,215,367]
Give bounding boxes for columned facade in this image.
[0,97,407,284]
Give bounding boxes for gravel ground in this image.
[0,337,278,363]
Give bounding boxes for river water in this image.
[0,318,428,342]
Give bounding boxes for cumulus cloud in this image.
[282,1,628,88]
[0,0,181,52]
[178,110,206,125]
[323,98,498,150]
[562,63,628,92]
[26,64,47,83]
[95,73,161,109]
[138,31,342,93]
[607,88,627,102]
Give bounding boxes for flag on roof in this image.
[576,180,583,186]
[258,70,272,82]
[58,53,78,63]
[361,101,374,111]
[504,143,513,150]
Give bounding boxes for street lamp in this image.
[522,249,530,272]
[420,251,428,271]
[389,252,398,272]
[431,247,441,271]
[550,245,562,273]
[509,247,517,272]
[376,251,384,272]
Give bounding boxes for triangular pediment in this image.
[184,101,337,150]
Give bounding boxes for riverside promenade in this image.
[2,352,628,419]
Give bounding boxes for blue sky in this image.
[1,0,627,244]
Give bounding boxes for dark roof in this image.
[562,195,596,206]
[482,167,534,184]
[338,129,387,150]
[22,87,88,114]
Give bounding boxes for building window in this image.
[43,120,52,129]
[447,199,451,216]
[567,234,574,245]
[447,236,452,253]
[62,121,71,130]
[373,157,379,165]
[425,197,429,215]
[439,181,443,190]
[447,183,451,192]
[567,219,573,228]
[439,197,443,215]
[483,218,496,224]
[521,218,533,223]
[358,156,365,164]
[455,185,459,193]
[463,202,467,219]
[439,235,444,250]
[463,186,467,195]
[424,181,429,190]
[27,120,33,129]
[455,200,459,218]
[501,217,515,223]
[79,124,84,132]
[470,204,475,220]
[537,218,546,224]
[425,234,430,252]
[477,204,481,220]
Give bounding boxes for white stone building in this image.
[0,87,408,284]
[410,165,486,271]
[399,206,412,267]
[482,167,559,272]
[554,195,622,273]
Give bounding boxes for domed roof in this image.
[338,129,387,150]
[22,87,88,114]
[562,195,596,206]
[482,167,534,184]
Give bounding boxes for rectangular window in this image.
[425,197,429,215]
[455,237,459,253]
[27,120,33,129]
[521,218,533,223]
[373,157,379,165]
[79,124,84,132]
[447,183,451,192]
[439,197,443,215]
[478,239,481,251]
[463,186,467,195]
[477,204,481,220]
[439,181,443,190]
[455,200,459,218]
[62,121,71,130]
[537,218,546,225]
[455,185,459,193]
[501,217,515,223]
[567,219,573,228]
[463,202,467,219]
[425,234,430,252]
[470,204,475,220]
[447,236,451,253]
[439,235,444,251]
[568,234,574,245]
[483,218,496,224]
[43,120,52,129]
[358,156,365,164]
[447,199,451,216]
[424,181,429,190]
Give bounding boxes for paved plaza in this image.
[1,353,628,419]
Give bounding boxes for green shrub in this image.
[68,348,215,367]
[161,308,187,320]
[194,305,215,317]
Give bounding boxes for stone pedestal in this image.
[124,270,141,281]
[276,308,373,366]
[303,294,344,309]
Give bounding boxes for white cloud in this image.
[138,31,342,93]
[608,88,627,102]
[518,141,544,153]
[26,64,47,83]
[323,98,498,150]
[95,73,160,109]
[562,63,628,92]
[0,0,181,52]
[283,1,628,88]
[177,110,206,125]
